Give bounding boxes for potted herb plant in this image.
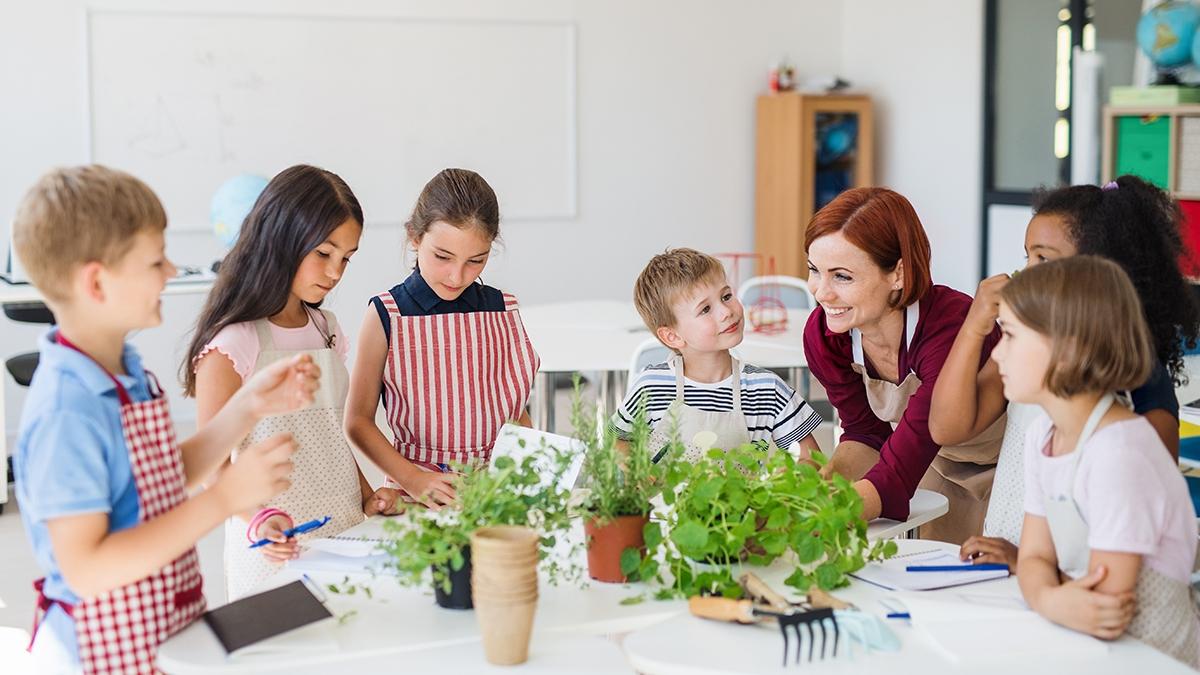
[633,443,896,599]
[379,442,576,609]
[570,386,665,583]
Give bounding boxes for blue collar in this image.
[38,329,149,398]
[401,267,482,313]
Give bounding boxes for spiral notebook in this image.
[849,548,1009,591]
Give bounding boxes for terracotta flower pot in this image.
[432,545,473,610]
[584,514,650,583]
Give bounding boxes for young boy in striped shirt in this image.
[610,248,822,460]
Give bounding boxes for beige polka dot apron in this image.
[223,311,364,600]
[982,401,1040,544]
[645,353,755,464]
[850,301,1004,544]
[1043,394,1200,669]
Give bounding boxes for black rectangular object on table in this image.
[202,580,332,655]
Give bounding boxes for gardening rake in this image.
[688,596,839,666]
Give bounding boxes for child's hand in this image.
[402,471,457,510]
[216,433,295,513]
[964,274,1010,338]
[1040,565,1136,640]
[364,487,404,516]
[255,514,300,562]
[959,535,1019,569]
[243,354,321,418]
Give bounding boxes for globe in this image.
[1137,1,1200,69]
[210,174,268,249]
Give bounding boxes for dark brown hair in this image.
[1001,255,1153,398]
[805,187,933,308]
[406,168,499,243]
[181,164,362,396]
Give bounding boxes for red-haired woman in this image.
[802,188,1004,544]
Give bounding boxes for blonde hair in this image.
[1001,255,1153,397]
[633,248,727,334]
[12,165,166,303]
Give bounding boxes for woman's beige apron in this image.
[851,301,1004,544]
[223,311,364,600]
[1043,394,1200,668]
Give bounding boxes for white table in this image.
[0,275,215,512]
[865,489,947,540]
[520,300,810,431]
[623,539,1193,675]
[157,490,946,673]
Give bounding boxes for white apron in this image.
[1042,394,1200,669]
[223,311,364,600]
[850,302,1005,544]
[646,353,755,464]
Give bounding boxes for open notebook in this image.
[850,548,1010,591]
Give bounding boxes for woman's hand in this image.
[964,274,1009,339]
[1036,565,1136,640]
[960,535,1019,569]
[255,514,300,563]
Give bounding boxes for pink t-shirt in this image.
[196,312,350,380]
[1023,411,1198,583]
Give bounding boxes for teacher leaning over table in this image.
[802,187,1004,544]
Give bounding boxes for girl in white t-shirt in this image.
[992,255,1198,667]
[182,165,400,599]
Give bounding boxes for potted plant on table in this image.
[570,386,665,583]
[379,440,576,609]
[638,443,896,599]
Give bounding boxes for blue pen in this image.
[886,612,911,619]
[906,563,1009,572]
[248,516,332,548]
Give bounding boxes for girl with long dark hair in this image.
[182,164,399,599]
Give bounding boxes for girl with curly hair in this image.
[929,175,1200,569]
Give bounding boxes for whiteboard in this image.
[86,10,577,230]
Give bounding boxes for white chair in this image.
[626,337,671,396]
[737,275,816,311]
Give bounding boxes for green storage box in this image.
[1115,115,1170,189]
[1110,85,1200,106]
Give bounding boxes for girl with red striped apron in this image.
[31,335,205,674]
[375,291,539,495]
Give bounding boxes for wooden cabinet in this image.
[754,93,873,279]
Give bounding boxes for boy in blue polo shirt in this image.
[12,165,319,673]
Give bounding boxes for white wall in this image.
[1,0,846,434]
[2,1,989,439]
[839,0,985,294]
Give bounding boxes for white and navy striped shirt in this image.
[609,361,822,449]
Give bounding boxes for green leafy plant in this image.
[570,378,664,522]
[632,443,896,598]
[379,440,579,593]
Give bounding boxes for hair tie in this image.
[1101,181,1119,191]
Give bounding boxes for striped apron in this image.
[374,291,539,494]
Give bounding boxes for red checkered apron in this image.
[29,335,205,674]
[376,292,539,493]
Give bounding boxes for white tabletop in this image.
[0,274,215,305]
[521,300,808,374]
[158,488,946,673]
[623,540,1193,675]
[864,489,947,540]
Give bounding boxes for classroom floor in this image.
[0,377,835,671]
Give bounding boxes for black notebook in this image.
[202,580,333,655]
